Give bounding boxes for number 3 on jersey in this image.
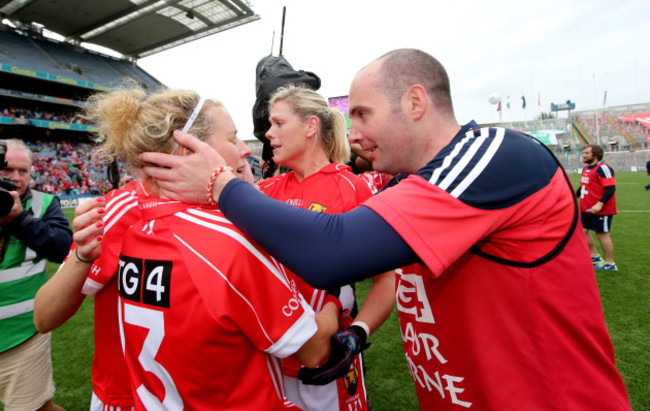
[118,255,182,409]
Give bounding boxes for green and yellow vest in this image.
[0,190,54,353]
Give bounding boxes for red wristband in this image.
[206,166,233,205]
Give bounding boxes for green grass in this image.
[49,209,95,409]
[356,290,419,410]
[569,171,650,411]
[10,173,648,410]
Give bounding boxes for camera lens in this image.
[0,189,14,216]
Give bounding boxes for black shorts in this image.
[581,212,614,233]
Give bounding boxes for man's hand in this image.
[297,325,369,386]
[139,130,226,203]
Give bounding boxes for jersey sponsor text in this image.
[118,255,172,309]
[396,269,472,408]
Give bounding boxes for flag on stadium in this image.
[522,95,527,109]
[507,95,510,110]
[538,92,541,106]
[497,101,502,112]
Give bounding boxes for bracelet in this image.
[206,166,233,205]
[74,247,94,264]
[351,320,370,339]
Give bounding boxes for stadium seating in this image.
[0,29,159,89]
[0,30,74,79]
[28,140,121,195]
[0,24,164,195]
[488,104,650,173]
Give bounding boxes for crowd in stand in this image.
[2,107,88,124]
[23,140,122,196]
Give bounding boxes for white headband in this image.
[181,97,206,133]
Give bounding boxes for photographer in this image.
[0,139,71,411]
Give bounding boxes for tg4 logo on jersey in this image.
[118,255,172,308]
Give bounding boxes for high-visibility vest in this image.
[0,190,54,353]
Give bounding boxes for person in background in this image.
[138,48,631,410]
[260,84,395,410]
[0,138,71,411]
[577,144,618,271]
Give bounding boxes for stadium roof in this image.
[0,0,260,59]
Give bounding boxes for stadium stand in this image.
[0,23,161,196]
[488,102,650,174]
[29,140,124,196]
[0,0,260,198]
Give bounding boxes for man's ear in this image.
[402,85,428,121]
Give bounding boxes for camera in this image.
[0,142,17,217]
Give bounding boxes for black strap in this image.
[469,132,579,268]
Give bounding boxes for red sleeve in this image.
[597,165,616,188]
[82,189,141,295]
[174,219,317,359]
[226,249,317,358]
[363,170,573,276]
[364,175,501,277]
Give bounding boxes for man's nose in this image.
[348,127,362,144]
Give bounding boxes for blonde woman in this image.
[257,85,395,411]
[35,87,336,410]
